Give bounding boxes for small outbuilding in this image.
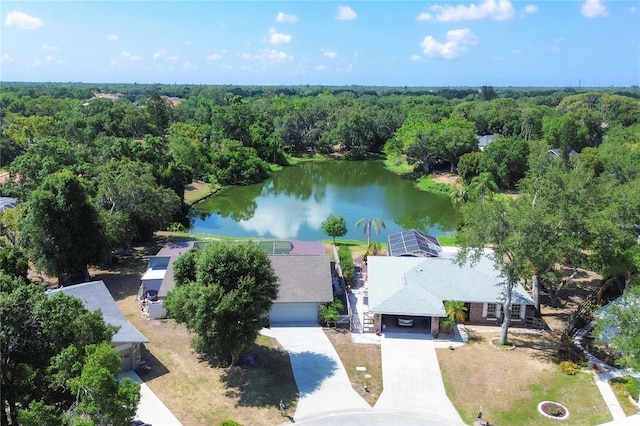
[48,281,149,372]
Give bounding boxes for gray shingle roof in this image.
[48,281,148,344]
[269,255,333,303]
[368,248,534,317]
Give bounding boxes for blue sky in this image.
[2,1,638,87]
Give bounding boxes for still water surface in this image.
[190,160,457,241]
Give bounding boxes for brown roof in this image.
[269,255,333,303]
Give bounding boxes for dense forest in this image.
[1,83,639,273]
[2,82,640,422]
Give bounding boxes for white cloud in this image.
[166,55,179,63]
[581,0,609,18]
[111,51,143,68]
[494,55,505,62]
[242,49,293,63]
[630,6,637,14]
[417,0,515,22]
[42,44,59,51]
[336,5,357,21]
[153,49,167,60]
[276,12,298,23]
[321,49,337,59]
[5,11,44,30]
[182,61,196,71]
[268,27,291,44]
[411,54,421,61]
[315,64,328,71]
[1,54,14,64]
[184,40,192,46]
[107,34,119,41]
[512,48,521,54]
[206,54,222,61]
[523,5,538,14]
[420,28,479,59]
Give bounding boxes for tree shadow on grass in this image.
[136,344,171,381]
[220,344,300,410]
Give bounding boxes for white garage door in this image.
[270,302,318,324]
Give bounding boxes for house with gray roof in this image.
[367,248,535,334]
[268,254,334,324]
[48,281,148,371]
[140,240,333,324]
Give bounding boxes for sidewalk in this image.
[119,371,182,426]
[574,325,640,423]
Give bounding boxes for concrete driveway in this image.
[375,333,465,425]
[119,371,182,425]
[262,326,371,420]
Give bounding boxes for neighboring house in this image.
[0,196,17,214]
[47,281,149,372]
[140,240,333,324]
[387,229,442,257]
[367,249,535,335]
[268,254,334,324]
[139,241,195,320]
[548,148,579,158]
[477,135,496,151]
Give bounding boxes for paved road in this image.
[375,333,465,425]
[262,326,371,420]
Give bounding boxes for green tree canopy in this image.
[1,281,137,426]
[595,284,640,371]
[321,214,348,245]
[164,241,279,364]
[18,170,107,283]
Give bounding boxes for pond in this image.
[190,160,458,242]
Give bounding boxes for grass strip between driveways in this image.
[324,328,383,406]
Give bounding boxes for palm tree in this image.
[355,217,386,246]
[444,300,467,323]
[469,172,498,205]
[449,187,469,205]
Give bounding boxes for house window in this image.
[486,303,498,318]
[511,304,522,320]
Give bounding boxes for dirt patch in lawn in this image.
[324,327,382,406]
[431,172,460,187]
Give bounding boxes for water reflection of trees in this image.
[191,160,458,236]
[191,185,261,222]
[384,185,458,232]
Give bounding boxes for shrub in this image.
[611,376,640,402]
[219,421,242,426]
[559,360,580,375]
[337,246,356,288]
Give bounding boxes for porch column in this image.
[374,314,382,333]
[431,316,440,335]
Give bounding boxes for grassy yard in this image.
[184,180,219,205]
[89,239,298,426]
[437,331,611,425]
[324,328,383,406]
[610,377,640,416]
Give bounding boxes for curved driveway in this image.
[262,326,371,420]
[265,326,465,425]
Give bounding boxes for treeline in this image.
[1,84,640,283]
